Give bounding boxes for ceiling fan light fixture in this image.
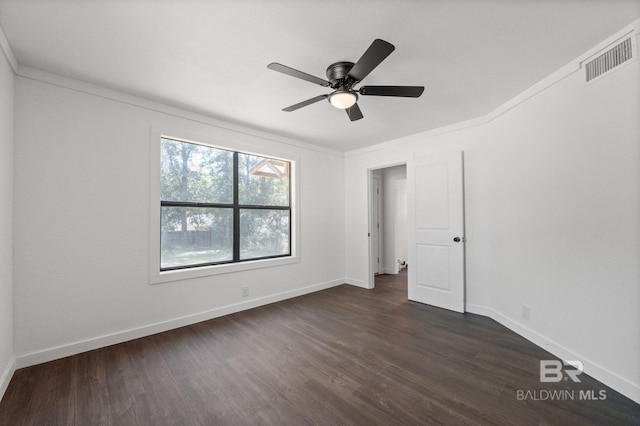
[329,90,358,109]
[268,39,423,122]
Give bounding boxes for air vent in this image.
[584,37,634,82]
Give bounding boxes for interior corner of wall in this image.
[0,355,16,402]
[0,24,18,74]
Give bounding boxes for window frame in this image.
[149,126,300,284]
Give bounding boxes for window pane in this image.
[161,138,233,204]
[161,207,233,269]
[238,153,289,206]
[240,209,290,260]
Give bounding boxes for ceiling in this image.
[1,1,638,152]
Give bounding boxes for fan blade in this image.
[282,94,328,112]
[359,85,425,97]
[268,63,330,87]
[346,103,364,121]
[347,39,395,83]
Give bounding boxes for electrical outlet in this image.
[242,286,249,298]
[522,305,531,321]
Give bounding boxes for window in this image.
[159,137,291,271]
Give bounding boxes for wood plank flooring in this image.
[1,270,639,425]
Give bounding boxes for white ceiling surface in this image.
[1,1,638,152]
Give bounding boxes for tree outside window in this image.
[160,137,290,270]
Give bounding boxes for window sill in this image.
[149,255,300,284]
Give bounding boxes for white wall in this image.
[394,178,407,272]
[345,28,640,402]
[12,72,345,365]
[381,165,406,274]
[0,31,15,399]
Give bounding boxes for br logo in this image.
[540,360,584,383]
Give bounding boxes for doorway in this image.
[368,164,408,289]
[373,266,408,295]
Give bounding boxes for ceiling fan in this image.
[267,39,424,121]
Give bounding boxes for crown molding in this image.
[16,65,344,158]
[345,18,640,158]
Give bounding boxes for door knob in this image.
[453,237,461,242]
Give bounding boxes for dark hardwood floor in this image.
[1,269,638,425]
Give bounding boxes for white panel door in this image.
[407,151,465,313]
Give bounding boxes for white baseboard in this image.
[345,277,368,288]
[466,303,640,405]
[12,284,638,406]
[0,356,15,402]
[15,278,345,370]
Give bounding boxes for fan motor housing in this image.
[326,61,355,87]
